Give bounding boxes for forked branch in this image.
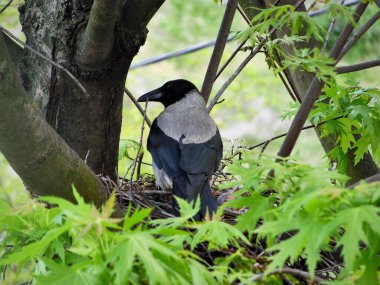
[76,0,122,67]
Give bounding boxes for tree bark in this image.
[0,33,122,217]
[239,0,379,184]
[19,0,164,180]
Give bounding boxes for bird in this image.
[137,79,223,220]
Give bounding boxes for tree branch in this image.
[207,48,257,112]
[336,59,380,74]
[121,0,166,33]
[201,0,238,103]
[337,10,380,61]
[276,1,368,158]
[243,116,344,151]
[0,26,89,97]
[0,0,14,14]
[246,267,324,283]
[348,173,380,189]
[76,0,122,67]
[124,88,152,127]
[0,33,123,217]
[208,0,307,112]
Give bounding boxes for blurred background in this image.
[0,0,379,186]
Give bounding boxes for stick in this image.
[245,267,324,283]
[201,0,238,103]
[242,116,344,151]
[0,0,14,14]
[207,0,307,112]
[207,48,257,112]
[337,10,380,61]
[0,26,89,97]
[336,59,380,74]
[124,88,152,127]
[129,101,148,187]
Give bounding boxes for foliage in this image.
[1,152,379,284]
[310,82,380,170]
[225,154,380,284]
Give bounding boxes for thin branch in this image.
[237,3,251,25]
[0,0,14,14]
[242,116,344,151]
[348,173,380,189]
[76,0,122,67]
[0,26,89,97]
[246,267,324,283]
[124,88,152,127]
[208,0,307,112]
[308,0,360,17]
[336,59,380,74]
[215,40,247,80]
[275,62,298,102]
[337,10,380,61]
[201,0,238,103]
[276,1,368,158]
[129,101,148,186]
[207,48,257,112]
[329,2,368,60]
[121,0,165,33]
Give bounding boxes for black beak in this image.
[137,87,164,102]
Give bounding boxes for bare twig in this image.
[207,48,257,112]
[242,116,344,151]
[246,267,324,283]
[276,1,368,158]
[348,173,380,189]
[337,10,380,61]
[275,62,298,102]
[336,59,380,74]
[129,101,148,187]
[322,0,345,54]
[0,0,14,14]
[0,26,89,97]
[237,3,251,25]
[215,40,247,80]
[208,0,307,112]
[124,88,152,127]
[201,0,238,103]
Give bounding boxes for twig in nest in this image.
[245,267,324,283]
[0,26,89,97]
[129,101,148,192]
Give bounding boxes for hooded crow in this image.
[138,79,223,220]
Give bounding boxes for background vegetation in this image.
[0,0,379,284]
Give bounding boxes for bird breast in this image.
[157,92,218,144]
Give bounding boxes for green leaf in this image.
[191,220,250,250]
[333,205,380,272]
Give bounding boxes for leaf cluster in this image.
[311,82,380,170]
[225,153,380,284]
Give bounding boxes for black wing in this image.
[148,119,223,218]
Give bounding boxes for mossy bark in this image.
[0,33,122,217]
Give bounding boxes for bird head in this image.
[137,79,199,107]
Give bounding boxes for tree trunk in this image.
[0,32,123,217]
[19,0,164,180]
[239,0,379,183]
